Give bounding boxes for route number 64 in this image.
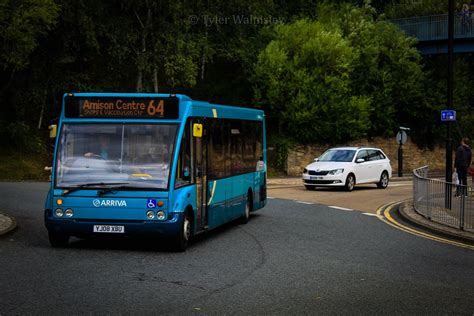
[147,100,165,117]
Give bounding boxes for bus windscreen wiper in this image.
[96,184,137,196]
[62,182,129,196]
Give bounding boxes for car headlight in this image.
[303,168,308,174]
[328,168,344,175]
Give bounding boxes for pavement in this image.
[1,175,472,244]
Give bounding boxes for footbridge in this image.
[391,13,474,54]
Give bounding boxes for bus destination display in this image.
[65,97,179,119]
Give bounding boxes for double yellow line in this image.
[376,201,474,250]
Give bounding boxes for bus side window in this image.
[208,120,226,180]
[175,121,192,188]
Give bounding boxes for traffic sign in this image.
[441,110,456,121]
[396,131,407,145]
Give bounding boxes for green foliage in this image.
[0,121,45,153]
[270,136,294,171]
[384,0,449,18]
[0,0,473,167]
[0,149,50,180]
[0,0,59,70]
[339,4,425,137]
[253,4,427,144]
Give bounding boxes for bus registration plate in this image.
[93,225,124,233]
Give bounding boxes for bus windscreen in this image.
[55,123,178,190]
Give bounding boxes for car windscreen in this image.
[55,123,177,190]
[318,149,356,162]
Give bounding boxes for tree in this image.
[0,0,59,71]
[339,4,426,137]
[253,19,370,143]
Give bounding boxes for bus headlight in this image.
[55,208,64,217]
[65,209,74,217]
[156,211,166,220]
[146,210,155,219]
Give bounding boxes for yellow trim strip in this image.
[212,109,218,118]
[207,181,217,206]
[376,202,474,251]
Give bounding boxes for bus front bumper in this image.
[44,210,183,237]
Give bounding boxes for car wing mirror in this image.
[314,158,319,162]
[356,158,365,163]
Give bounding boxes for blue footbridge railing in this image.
[391,13,474,54]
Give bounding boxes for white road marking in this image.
[328,206,353,211]
[295,200,314,205]
[362,213,381,218]
[267,197,275,199]
[388,183,411,187]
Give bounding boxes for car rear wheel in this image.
[345,174,355,192]
[377,171,389,189]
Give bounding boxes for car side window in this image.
[378,151,386,160]
[368,150,380,161]
[356,150,369,162]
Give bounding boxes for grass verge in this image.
[0,150,51,181]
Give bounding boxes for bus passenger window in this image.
[208,120,226,180]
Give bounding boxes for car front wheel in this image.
[345,174,355,192]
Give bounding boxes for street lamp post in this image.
[446,0,454,208]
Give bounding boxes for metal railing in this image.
[391,13,474,41]
[413,166,474,231]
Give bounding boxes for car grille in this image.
[304,179,337,184]
[308,170,329,176]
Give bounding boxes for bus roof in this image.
[63,93,264,122]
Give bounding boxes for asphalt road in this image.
[0,182,473,314]
[268,180,413,213]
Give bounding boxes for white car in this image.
[302,147,392,191]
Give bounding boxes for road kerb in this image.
[376,201,474,250]
[0,213,17,236]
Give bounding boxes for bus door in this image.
[193,121,208,230]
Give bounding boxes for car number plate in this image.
[310,176,323,180]
[93,225,124,233]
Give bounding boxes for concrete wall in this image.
[284,138,446,176]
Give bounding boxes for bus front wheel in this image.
[173,213,191,252]
[48,231,69,247]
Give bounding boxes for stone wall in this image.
[284,138,446,176]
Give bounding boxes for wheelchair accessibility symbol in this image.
[147,199,157,208]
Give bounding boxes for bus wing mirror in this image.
[49,125,57,138]
[183,167,190,180]
[193,123,203,138]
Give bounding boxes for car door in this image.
[353,150,371,183]
[367,149,384,182]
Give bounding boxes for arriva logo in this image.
[92,199,127,207]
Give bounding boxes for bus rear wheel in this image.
[48,231,69,247]
[240,194,252,224]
